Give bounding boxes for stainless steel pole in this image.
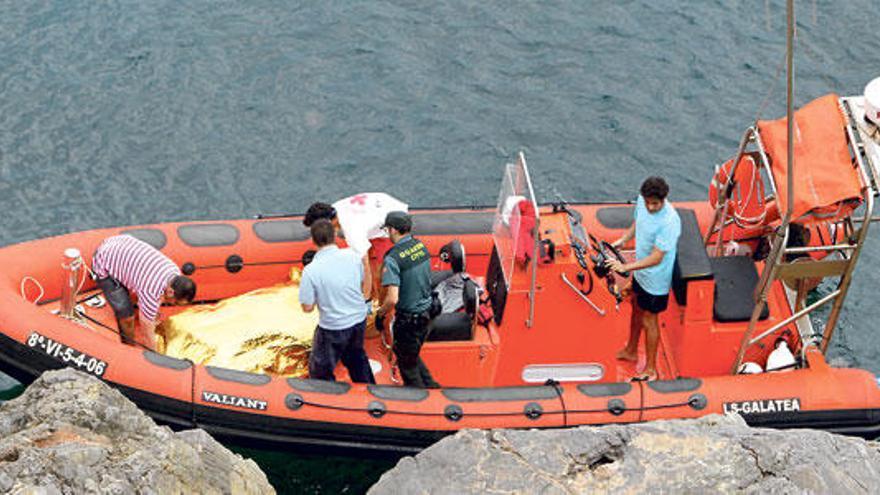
[785,0,794,226]
[732,0,795,373]
[60,248,82,318]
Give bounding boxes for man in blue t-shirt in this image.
[606,177,681,381]
[299,219,375,383]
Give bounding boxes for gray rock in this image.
[370,414,880,494]
[0,470,13,492]
[0,368,275,495]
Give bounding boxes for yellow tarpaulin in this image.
[157,269,318,377]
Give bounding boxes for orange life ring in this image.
[708,154,767,229]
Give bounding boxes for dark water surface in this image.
[2,0,880,492]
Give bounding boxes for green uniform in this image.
[381,233,438,388]
[381,235,432,314]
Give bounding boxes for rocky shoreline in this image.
[0,368,274,494]
[4,369,880,494]
[370,414,880,494]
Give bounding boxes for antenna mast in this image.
[784,0,794,225]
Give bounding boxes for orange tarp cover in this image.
[758,94,862,222]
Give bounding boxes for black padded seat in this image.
[427,278,478,342]
[596,206,634,229]
[427,240,477,341]
[672,209,714,305]
[411,212,494,235]
[427,313,473,341]
[710,256,770,322]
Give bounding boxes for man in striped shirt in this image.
[92,235,196,350]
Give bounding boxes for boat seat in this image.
[428,240,478,341]
[596,206,634,229]
[429,239,466,290]
[427,311,474,341]
[710,256,770,322]
[672,208,714,305]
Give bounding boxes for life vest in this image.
[385,236,430,269]
[708,154,767,229]
[788,221,844,261]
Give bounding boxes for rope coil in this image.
[20,276,45,304]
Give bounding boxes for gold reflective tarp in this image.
[156,269,318,377]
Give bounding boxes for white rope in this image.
[714,157,767,229]
[20,276,45,305]
[19,253,94,312]
[732,159,767,228]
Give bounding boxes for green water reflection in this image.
[232,446,395,494]
[0,384,25,402]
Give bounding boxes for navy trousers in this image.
[309,319,375,383]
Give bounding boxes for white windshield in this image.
[492,152,539,289]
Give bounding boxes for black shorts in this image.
[96,276,134,320]
[633,277,669,313]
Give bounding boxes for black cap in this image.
[383,211,412,233]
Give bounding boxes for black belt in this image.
[396,310,430,323]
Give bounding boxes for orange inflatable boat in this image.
[1,93,880,455]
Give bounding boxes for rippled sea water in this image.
[2,1,880,492]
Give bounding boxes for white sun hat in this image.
[865,77,880,126]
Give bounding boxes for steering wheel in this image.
[598,240,630,278]
[588,233,631,279]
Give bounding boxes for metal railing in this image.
[729,0,880,372]
[729,109,878,372]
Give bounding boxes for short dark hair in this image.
[383,211,413,234]
[302,249,317,266]
[303,202,336,227]
[640,176,669,201]
[310,219,336,247]
[170,275,196,303]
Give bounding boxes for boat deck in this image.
[33,199,798,388]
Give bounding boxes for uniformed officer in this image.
[375,211,440,388]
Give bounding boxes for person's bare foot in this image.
[616,348,637,362]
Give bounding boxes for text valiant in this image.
[202,391,268,411]
[723,398,801,416]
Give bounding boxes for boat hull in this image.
[1,205,879,455]
[2,329,879,456]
